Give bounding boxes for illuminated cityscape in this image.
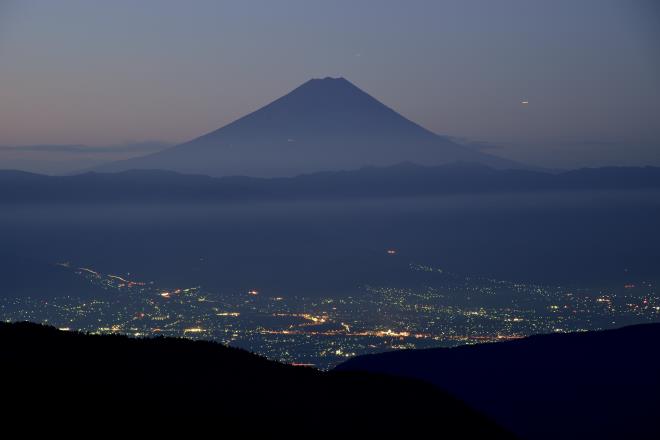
[2,260,657,370]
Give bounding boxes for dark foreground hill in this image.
[2,162,660,203]
[336,323,660,440]
[0,322,513,436]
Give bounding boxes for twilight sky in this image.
[0,0,659,170]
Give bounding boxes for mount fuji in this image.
[96,77,522,177]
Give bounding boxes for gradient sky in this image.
[1,0,659,169]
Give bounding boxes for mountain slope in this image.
[0,322,513,435]
[336,323,660,439]
[0,255,109,299]
[95,77,520,177]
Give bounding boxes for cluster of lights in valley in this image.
[1,250,658,370]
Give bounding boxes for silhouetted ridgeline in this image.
[336,323,660,440]
[1,163,660,203]
[0,322,513,435]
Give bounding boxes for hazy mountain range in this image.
[0,141,173,175]
[94,77,522,177]
[2,162,659,203]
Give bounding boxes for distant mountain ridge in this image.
[94,77,522,176]
[1,162,660,203]
[0,142,174,175]
[336,323,660,440]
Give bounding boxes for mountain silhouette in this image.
[95,77,521,177]
[0,322,514,435]
[3,163,660,203]
[336,323,660,440]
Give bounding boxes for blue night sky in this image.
[0,0,658,168]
